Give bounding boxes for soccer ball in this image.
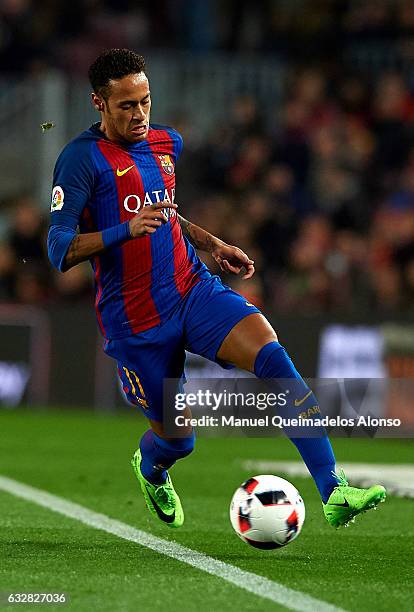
[229,475,305,549]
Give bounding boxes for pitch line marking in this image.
[0,475,344,612]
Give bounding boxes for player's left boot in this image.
[131,449,184,528]
[323,469,386,528]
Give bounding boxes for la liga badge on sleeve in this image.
[51,185,65,211]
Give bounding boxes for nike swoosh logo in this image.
[294,390,312,407]
[116,165,134,177]
[331,499,350,507]
[146,485,175,524]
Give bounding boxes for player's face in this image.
[98,73,151,144]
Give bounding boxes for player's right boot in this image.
[131,449,184,528]
[323,469,386,528]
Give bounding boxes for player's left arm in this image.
[178,214,255,279]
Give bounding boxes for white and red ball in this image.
[230,475,305,549]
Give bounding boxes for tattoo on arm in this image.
[178,215,220,253]
[65,235,82,268]
[64,231,105,270]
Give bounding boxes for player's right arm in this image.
[47,142,176,272]
[56,202,176,271]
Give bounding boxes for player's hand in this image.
[129,202,177,237]
[211,242,255,279]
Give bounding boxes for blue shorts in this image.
[104,276,261,422]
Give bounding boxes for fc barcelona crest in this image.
[158,154,174,175]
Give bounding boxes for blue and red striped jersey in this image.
[49,122,211,339]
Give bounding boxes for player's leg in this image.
[137,407,194,485]
[216,312,339,505]
[130,417,194,529]
[183,280,338,502]
[183,279,385,526]
[216,312,386,526]
[105,326,194,527]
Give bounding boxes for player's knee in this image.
[153,430,195,461]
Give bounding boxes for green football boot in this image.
[323,469,386,528]
[131,449,184,528]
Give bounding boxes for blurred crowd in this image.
[176,67,414,315]
[2,1,414,315]
[2,65,414,315]
[3,0,414,74]
[0,197,92,305]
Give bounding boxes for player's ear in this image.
[91,93,105,112]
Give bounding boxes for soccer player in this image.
[48,49,385,529]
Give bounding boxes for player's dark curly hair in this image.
[88,48,146,99]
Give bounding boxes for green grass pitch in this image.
[0,409,413,611]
